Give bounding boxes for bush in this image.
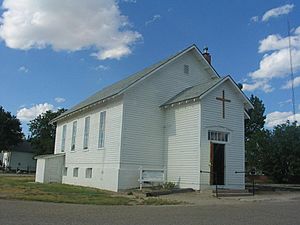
[162,182,175,190]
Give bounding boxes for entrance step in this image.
[145,188,194,197]
[212,189,253,197]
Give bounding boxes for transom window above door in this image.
[208,130,229,142]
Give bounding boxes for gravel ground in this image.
[0,193,300,225]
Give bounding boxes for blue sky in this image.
[0,0,299,135]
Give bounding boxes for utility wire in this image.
[287,19,296,121]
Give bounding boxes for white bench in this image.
[139,167,165,190]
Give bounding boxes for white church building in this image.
[35,45,253,191]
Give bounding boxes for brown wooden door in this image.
[210,143,225,185]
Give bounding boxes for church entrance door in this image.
[210,143,225,185]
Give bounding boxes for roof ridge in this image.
[52,45,198,122]
[161,77,223,107]
[52,44,220,122]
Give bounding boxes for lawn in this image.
[0,175,180,205]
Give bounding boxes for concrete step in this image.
[212,189,249,194]
[217,192,254,197]
[145,188,194,197]
[212,189,254,197]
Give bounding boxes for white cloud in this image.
[94,65,109,71]
[0,0,141,60]
[244,25,300,93]
[259,34,300,53]
[242,80,274,93]
[18,66,29,73]
[145,14,161,26]
[281,76,300,89]
[17,103,54,122]
[265,111,300,128]
[250,16,259,22]
[250,48,300,80]
[262,4,294,22]
[54,97,66,103]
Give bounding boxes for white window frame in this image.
[61,125,67,152]
[85,168,92,178]
[83,116,90,150]
[71,121,77,151]
[73,167,79,177]
[98,111,106,149]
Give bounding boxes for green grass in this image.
[0,175,181,205]
[0,175,133,205]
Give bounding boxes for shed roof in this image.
[11,141,35,153]
[34,153,65,160]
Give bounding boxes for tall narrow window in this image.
[83,116,90,149]
[71,121,77,151]
[61,125,67,152]
[98,111,106,148]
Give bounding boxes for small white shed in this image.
[35,153,65,183]
[2,141,36,172]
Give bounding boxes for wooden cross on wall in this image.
[216,90,231,119]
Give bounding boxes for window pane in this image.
[61,125,67,152]
[71,121,77,151]
[220,133,224,141]
[86,168,92,178]
[184,65,189,74]
[83,117,90,149]
[98,111,106,148]
[73,168,78,177]
[63,167,68,176]
[208,130,229,142]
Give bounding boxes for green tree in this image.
[245,95,267,171]
[263,121,300,183]
[0,106,24,151]
[28,109,66,155]
[245,95,266,140]
[246,129,271,172]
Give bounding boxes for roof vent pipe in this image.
[202,46,211,64]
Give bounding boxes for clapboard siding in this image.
[44,46,248,192]
[54,98,123,191]
[165,102,200,189]
[121,50,211,165]
[119,50,213,189]
[200,80,245,189]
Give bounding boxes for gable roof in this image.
[52,44,220,123]
[161,76,253,110]
[161,77,222,106]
